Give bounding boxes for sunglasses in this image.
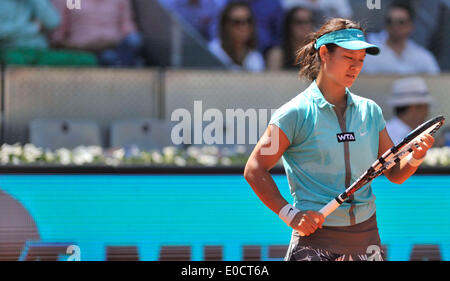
[228,18,252,26]
[386,17,411,26]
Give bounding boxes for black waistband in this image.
[292,213,381,255]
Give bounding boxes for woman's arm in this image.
[244,124,291,214]
[244,124,324,235]
[379,128,434,184]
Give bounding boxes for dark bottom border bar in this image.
[1,261,446,280]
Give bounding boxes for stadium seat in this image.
[29,118,102,150]
[267,245,288,260]
[203,245,223,261]
[409,244,442,261]
[242,245,261,261]
[110,118,185,151]
[105,246,140,261]
[159,245,191,261]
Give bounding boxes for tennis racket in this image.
[299,115,445,236]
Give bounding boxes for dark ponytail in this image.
[295,18,364,81]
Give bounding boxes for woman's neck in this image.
[316,71,347,108]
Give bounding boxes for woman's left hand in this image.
[411,133,434,160]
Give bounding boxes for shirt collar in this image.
[309,80,355,109]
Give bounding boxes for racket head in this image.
[396,115,445,151]
[376,115,445,170]
[345,115,445,197]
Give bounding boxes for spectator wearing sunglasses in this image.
[362,1,440,75]
[266,6,316,70]
[211,0,284,57]
[208,2,265,72]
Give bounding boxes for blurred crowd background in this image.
[0,0,449,165]
[1,0,448,72]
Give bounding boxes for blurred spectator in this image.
[212,0,284,57]
[208,2,265,72]
[386,77,434,145]
[281,0,353,20]
[0,0,75,65]
[159,0,220,41]
[0,0,60,49]
[51,0,144,67]
[266,6,316,70]
[362,1,440,75]
[0,0,59,49]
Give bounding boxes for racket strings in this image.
[375,121,444,173]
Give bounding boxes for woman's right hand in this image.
[290,210,325,236]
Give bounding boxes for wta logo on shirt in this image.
[336,132,356,142]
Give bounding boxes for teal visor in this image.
[314,28,380,55]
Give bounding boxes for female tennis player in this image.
[243,18,435,261]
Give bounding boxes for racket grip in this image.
[298,198,341,237]
[319,198,342,218]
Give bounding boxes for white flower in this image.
[1,143,22,157]
[186,146,201,158]
[86,146,103,157]
[197,155,218,166]
[220,157,232,166]
[174,156,187,166]
[0,145,11,164]
[201,145,219,155]
[55,148,72,165]
[105,158,120,166]
[151,151,164,164]
[163,146,177,157]
[44,149,55,162]
[23,143,43,162]
[162,146,177,162]
[0,153,9,164]
[72,146,95,165]
[112,148,125,160]
[424,147,450,167]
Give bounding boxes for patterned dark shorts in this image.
[285,245,385,261]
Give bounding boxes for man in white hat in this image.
[386,77,434,145]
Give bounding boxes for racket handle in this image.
[298,198,342,237]
[319,198,342,218]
